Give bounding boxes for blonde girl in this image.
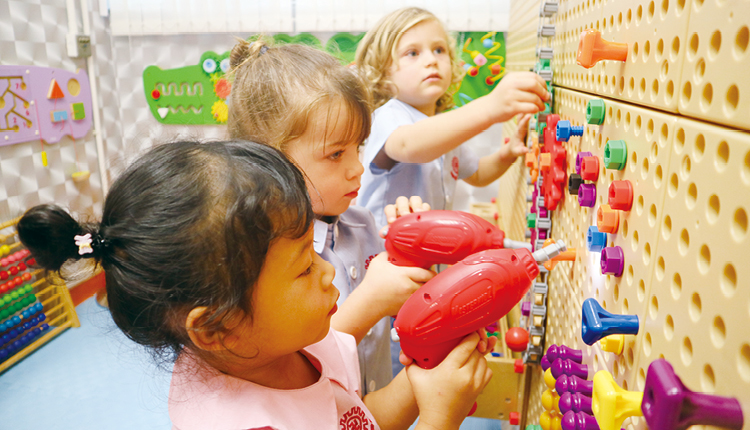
[355,7,550,227]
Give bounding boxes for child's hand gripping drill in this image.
[384,210,532,269]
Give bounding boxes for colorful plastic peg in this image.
[600,246,625,277]
[569,174,583,195]
[586,100,606,125]
[542,239,576,270]
[560,392,594,415]
[576,29,628,69]
[540,410,563,430]
[581,298,638,345]
[642,358,744,430]
[579,156,600,181]
[603,140,627,170]
[600,334,625,355]
[586,226,607,252]
[575,152,593,175]
[578,184,596,207]
[546,344,584,364]
[545,368,557,389]
[556,120,584,142]
[608,181,633,211]
[551,358,590,380]
[557,374,594,397]
[592,370,643,430]
[596,205,619,233]
[562,411,600,430]
[541,355,552,371]
[543,389,562,413]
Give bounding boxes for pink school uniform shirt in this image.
[169,329,380,430]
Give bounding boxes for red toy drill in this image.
[385,210,531,269]
[393,241,566,369]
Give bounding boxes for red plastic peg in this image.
[608,181,633,211]
[576,29,628,69]
[580,156,600,181]
[505,327,530,352]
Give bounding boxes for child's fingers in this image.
[399,349,415,366]
[401,266,437,284]
[486,336,498,353]
[384,204,398,224]
[394,195,413,218]
[443,332,482,367]
[517,113,532,127]
[379,225,389,238]
[409,195,430,213]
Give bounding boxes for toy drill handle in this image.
[394,248,539,369]
[385,210,505,269]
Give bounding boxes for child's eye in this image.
[328,150,344,161]
[434,47,446,54]
[300,262,314,277]
[405,50,417,57]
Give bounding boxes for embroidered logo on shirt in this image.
[340,406,375,429]
[451,156,459,180]
[364,254,377,270]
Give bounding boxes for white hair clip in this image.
[74,233,94,255]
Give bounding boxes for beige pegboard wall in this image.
[552,0,603,94]
[595,0,692,113]
[678,0,750,131]
[516,86,750,428]
[506,1,540,72]
[498,118,530,244]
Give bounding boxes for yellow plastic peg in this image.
[592,370,643,430]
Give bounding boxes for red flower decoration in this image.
[214,78,231,99]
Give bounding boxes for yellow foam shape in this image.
[539,410,562,430]
[591,370,643,430]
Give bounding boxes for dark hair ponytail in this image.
[17,204,102,272]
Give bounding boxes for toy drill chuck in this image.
[393,247,540,369]
[385,210,531,269]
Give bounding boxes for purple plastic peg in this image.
[556,374,594,396]
[578,183,596,207]
[521,301,531,316]
[562,411,600,430]
[546,344,583,364]
[551,358,589,380]
[576,152,593,175]
[600,246,625,277]
[539,207,549,218]
[642,358,744,430]
[559,392,593,414]
[541,355,551,371]
[538,229,548,239]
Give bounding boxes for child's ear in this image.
[185,307,226,351]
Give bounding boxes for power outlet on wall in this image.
[67,33,92,58]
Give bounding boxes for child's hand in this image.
[405,332,494,430]
[384,196,431,225]
[487,72,549,123]
[499,114,532,160]
[399,329,497,366]
[364,253,436,318]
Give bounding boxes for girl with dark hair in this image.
[17,140,493,430]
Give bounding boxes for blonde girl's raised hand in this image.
[406,332,494,430]
[381,195,431,235]
[484,71,550,124]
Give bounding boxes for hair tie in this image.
[74,232,108,258]
[74,233,93,256]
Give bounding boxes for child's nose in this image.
[348,159,364,180]
[321,259,336,288]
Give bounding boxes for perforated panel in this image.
[551,0,602,93]
[595,0,691,112]
[677,0,750,131]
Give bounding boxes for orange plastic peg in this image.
[543,238,577,270]
[576,29,628,69]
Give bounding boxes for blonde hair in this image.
[355,7,464,113]
[227,37,372,152]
